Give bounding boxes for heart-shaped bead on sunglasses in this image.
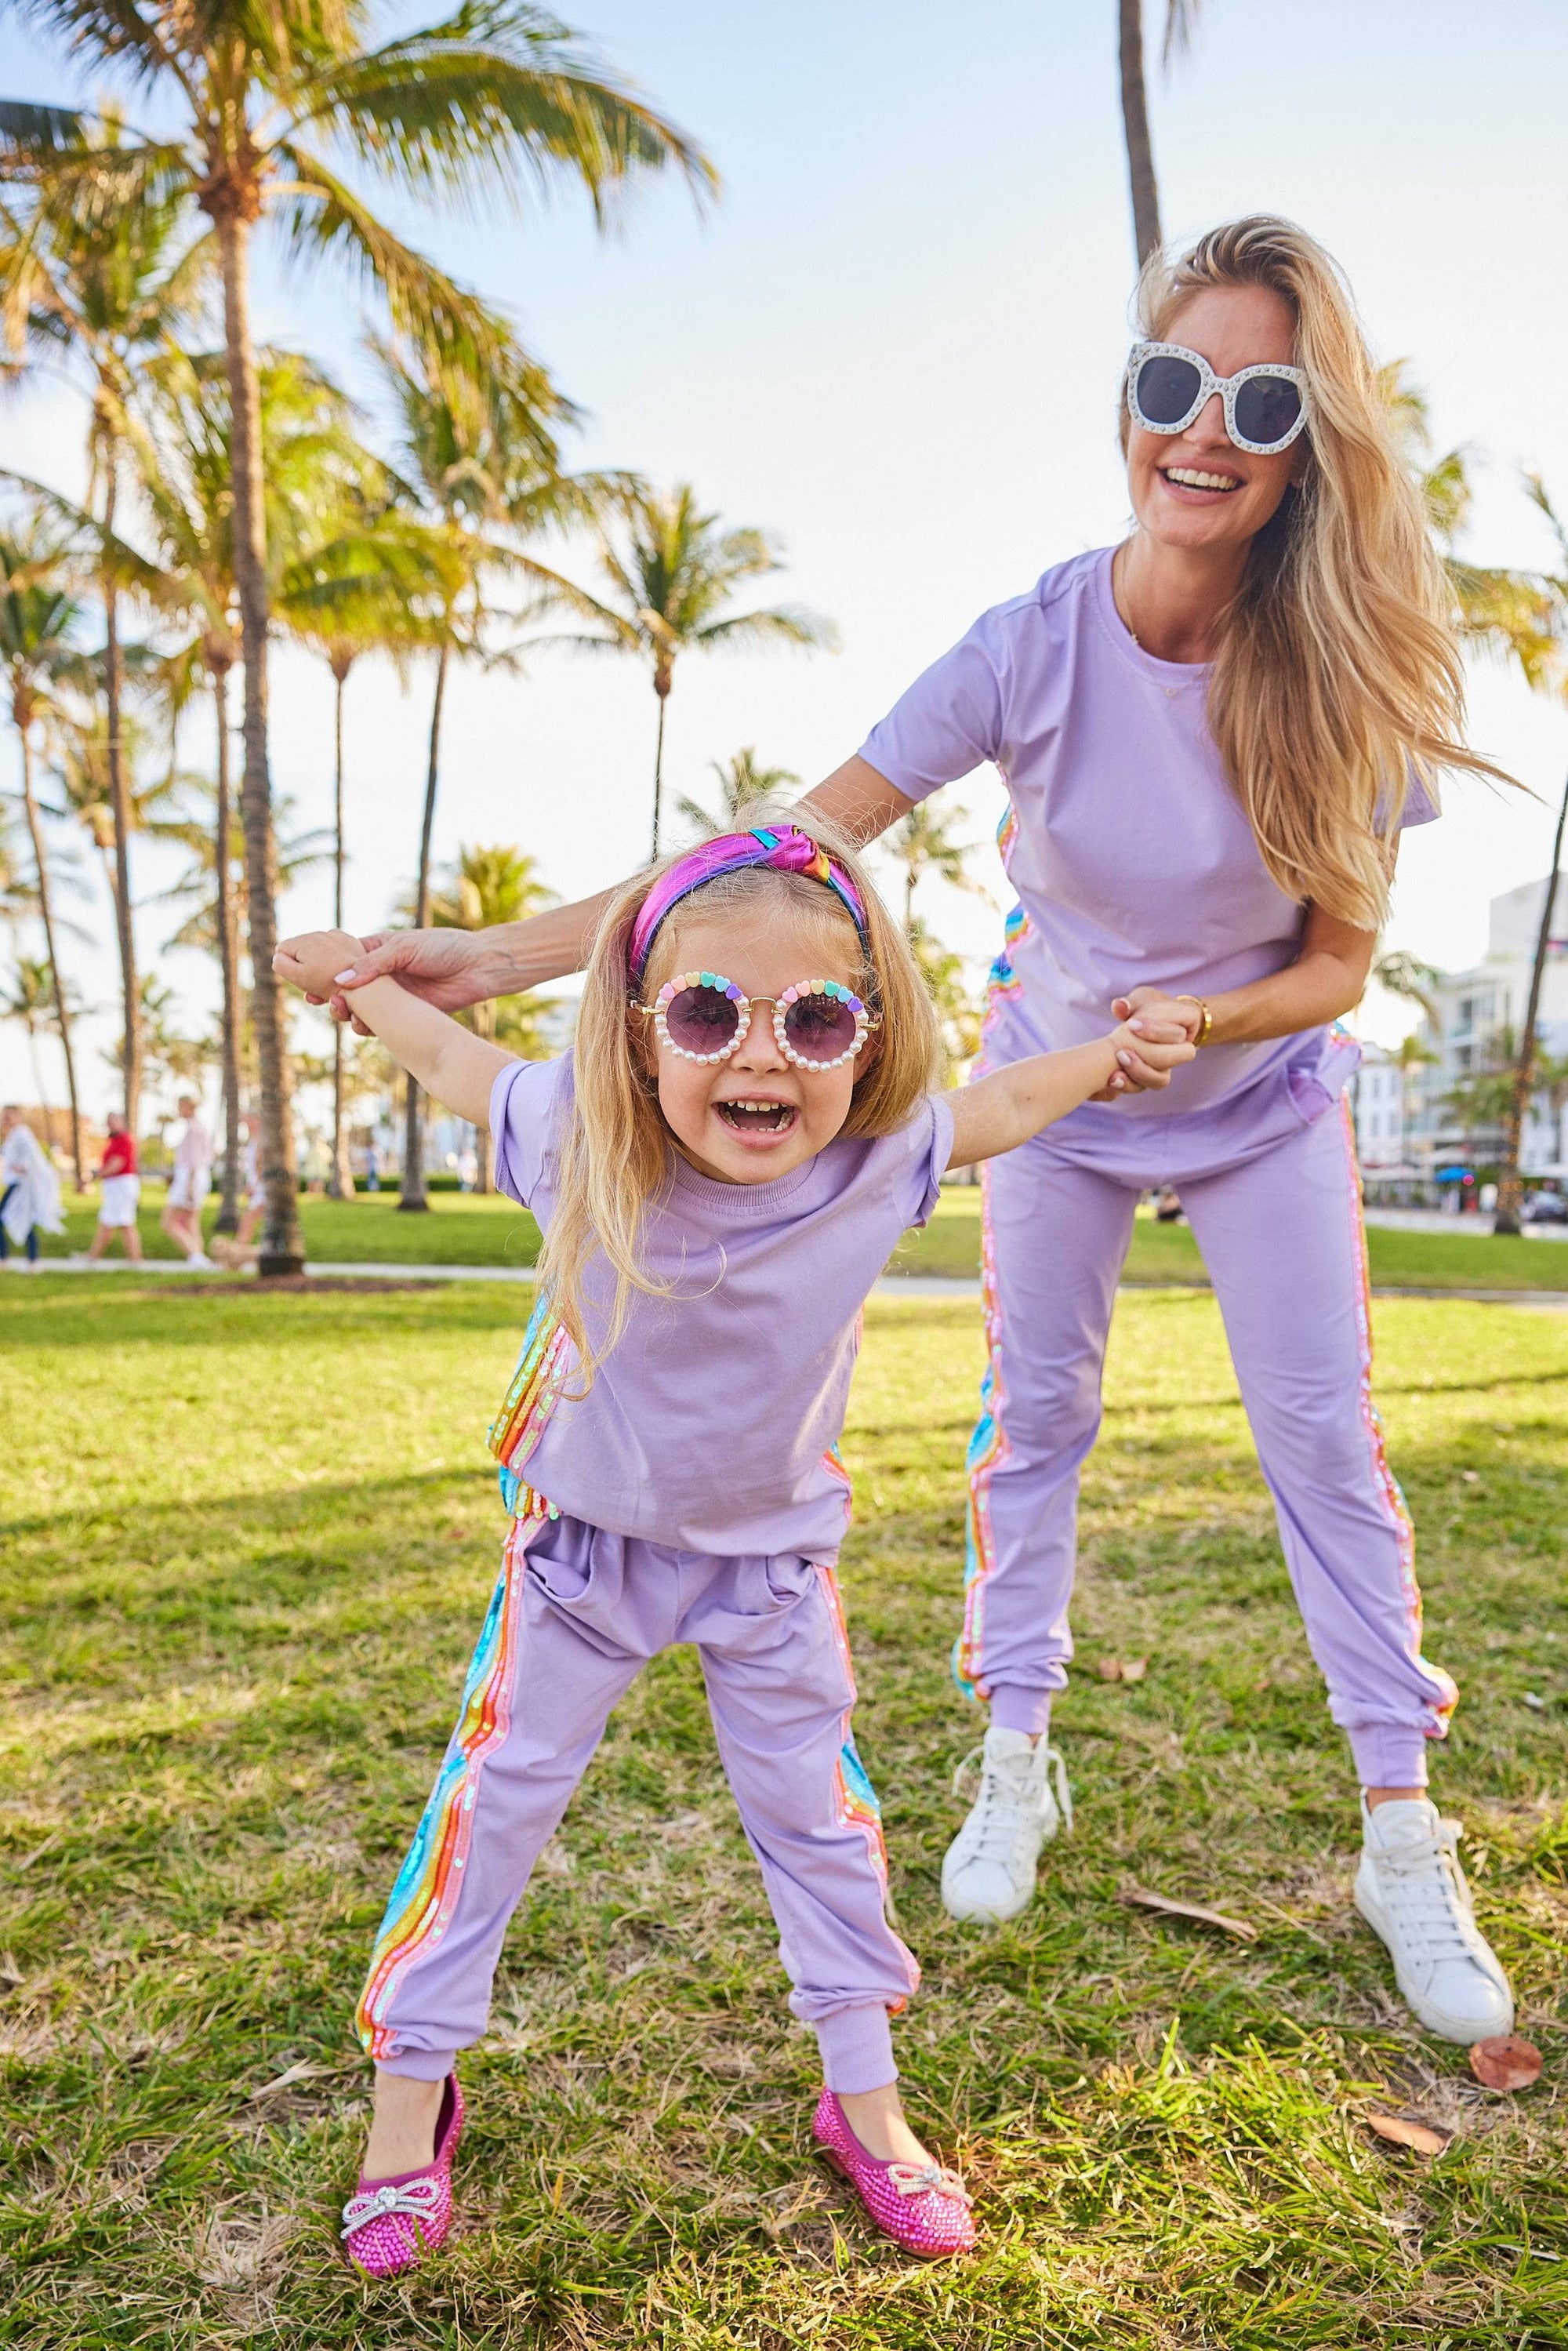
[635,972,877,1069]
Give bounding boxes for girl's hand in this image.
[1088,994,1198,1100]
[1104,1016,1196,1092]
[274,927,368,1000]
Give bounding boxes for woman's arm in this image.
[319,759,915,1026]
[947,1020,1195,1167]
[275,930,514,1130]
[1116,904,1378,1052]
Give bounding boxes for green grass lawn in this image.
[2,1275,1564,2345]
[43,1179,1568,1293]
[894,1188,1568,1293]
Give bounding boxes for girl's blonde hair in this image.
[539,797,941,1385]
[1125,215,1510,928]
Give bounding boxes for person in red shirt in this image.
[87,1112,143,1262]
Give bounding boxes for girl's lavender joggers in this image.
[357,1514,919,2095]
[960,1096,1456,1788]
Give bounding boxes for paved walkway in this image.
[19,1259,1568,1310]
[1363,1206,1567,1240]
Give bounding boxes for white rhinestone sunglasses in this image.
[1127,340,1310,457]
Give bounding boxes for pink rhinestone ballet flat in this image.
[811,2088,977,2258]
[341,2074,463,2279]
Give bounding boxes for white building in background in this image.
[1389,873,1568,1195]
[1352,1041,1421,1195]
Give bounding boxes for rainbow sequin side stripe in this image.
[812,1562,920,2004]
[488,1290,572,1519]
[1338,1095,1457,1734]
[356,1517,535,2061]
[955,1159,1008,1702]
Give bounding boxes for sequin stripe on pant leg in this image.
[1335,1095,1457,1732]
[811,1564,919,2002]
[956,1156,1010,1700]
[356,1517,537,2059]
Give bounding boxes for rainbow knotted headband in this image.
[628,825,871,990]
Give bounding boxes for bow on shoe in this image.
[887,2160,972,2204]
[341,2176,442,2238]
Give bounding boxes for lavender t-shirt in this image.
[859,546,1437,1121]
[487,1054,953,1557]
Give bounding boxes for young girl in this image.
[276,812,1192,2276]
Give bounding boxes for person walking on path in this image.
[321,218,1518,2050]
[276,811,1192,2277]
[85,1112,143,1263]
[0,1105,63,1269]
[162,1094,214,1268]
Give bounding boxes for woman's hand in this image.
[307,928,499,1034]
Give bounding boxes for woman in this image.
[325,217,1512,2044]
[0,1105,63,1268]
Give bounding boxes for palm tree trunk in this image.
[212,660,243,1232]
[18,725,83,1189]
[1494,765,1568,1235]
[401,638,448,1214]
[1118,0,1163,268]
[216,205,303,1274]
[329,660,348,1200]
[651,683,669,859]
[100,457,141,1136]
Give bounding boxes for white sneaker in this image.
[941,1728,1073,1924]
[187,1252,216,1270]
[1354,1794,1514,2042]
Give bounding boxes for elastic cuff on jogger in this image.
[371,2044,458,2083]
[815,2004,898,2095]
[987,1684,1054,1739]
[1348,1727,1432,1790]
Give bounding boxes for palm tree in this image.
[674,744,800,838]
[371,328,586,1211]
[424,842,557,1191]
[0,114,211,1132]
[558,482,837,858]
[1118,2,1200,267]
[883,798,989,939]
[1490,477,1568,1234]
[0,522,86,1183]
[137,342,441,1222]
[0,955,64,1143]
[2,5,714,1270]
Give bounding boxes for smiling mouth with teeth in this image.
[716,1098,797,1134]
[1162,465,1242,492]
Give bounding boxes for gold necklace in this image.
[1113,542,1140,645]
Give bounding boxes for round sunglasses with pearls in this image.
[1127,340,1310,457]
[635,971,877,1070]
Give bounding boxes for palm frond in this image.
[272,144,515,379]
[694,606,840,656]
[281,0,717,220]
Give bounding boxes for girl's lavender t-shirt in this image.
[487,1054,953,1557]
[858,545,1438,1121]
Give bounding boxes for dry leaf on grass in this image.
[1470,2035,1543,2092]
[1119,1887,1257,1941]
[1096,1656,1149,1682]
[243,2059,325,2102]
[1366,2112,1451,2155]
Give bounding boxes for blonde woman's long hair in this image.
[538,798,941,1387]
[1126,215,1509,928]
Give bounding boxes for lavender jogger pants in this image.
[357,1513,919,2095]
[960,1095,1456,1787]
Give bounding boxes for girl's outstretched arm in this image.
[946,1022,1195,1168]
[275,928,515,1131]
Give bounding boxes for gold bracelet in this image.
[1175,994,1214,1047]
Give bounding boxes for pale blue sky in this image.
[5,0,1568,1109]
